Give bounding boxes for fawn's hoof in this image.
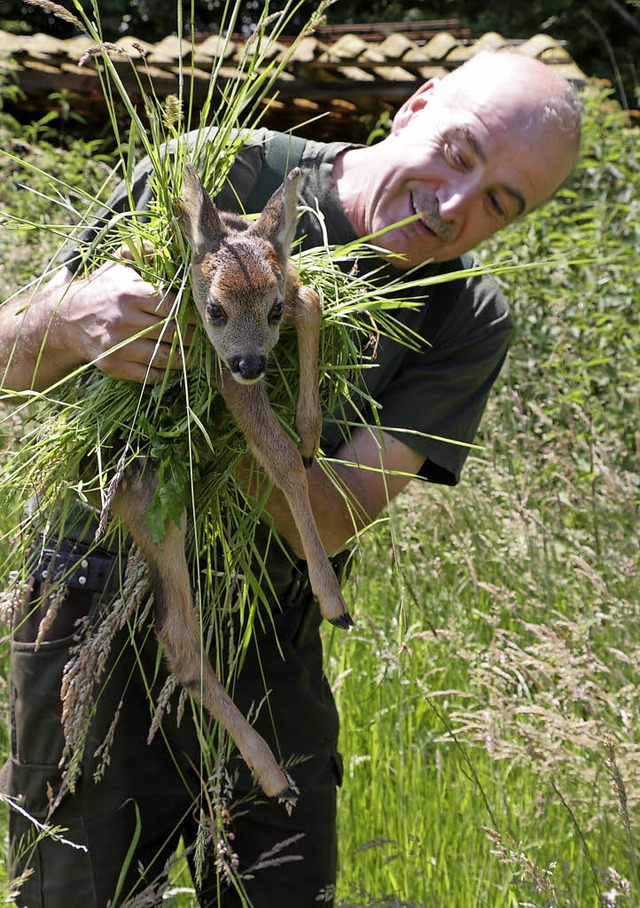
[278,783,299,816]
[329,612,354,631]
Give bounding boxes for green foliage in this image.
[0,64,117,295]
[332,439,638,904]
[481,81,639,487]
[0,130,115,293]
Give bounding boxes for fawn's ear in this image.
[173,163,224,259]
[251,167,300,261]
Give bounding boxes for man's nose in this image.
[436,175,480,218]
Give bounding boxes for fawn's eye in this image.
[268,300,283,325]
[206,302,227,326]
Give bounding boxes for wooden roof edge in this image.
[0,25,589,103]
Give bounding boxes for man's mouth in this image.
[410,193,454,244]
[410,194,438,238]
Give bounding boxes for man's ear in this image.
[392,79,439,133]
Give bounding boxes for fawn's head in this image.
[175,163,300,385]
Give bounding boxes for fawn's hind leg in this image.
[110,464,294,801]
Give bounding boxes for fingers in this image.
[72,251,199,384]
[95,335,187,383]
[96,258,196,336]
[136,291,198,334]
[118,240,154,265]
[108,253,198,327]
[126,303,197,352]
[96,360,178,384]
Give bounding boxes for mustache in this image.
[411,194,457,244]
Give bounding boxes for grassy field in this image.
[331,443,638,906]
[1,49,639,908]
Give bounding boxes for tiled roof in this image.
[0,21,587,142]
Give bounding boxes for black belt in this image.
[29,540,122,595]
[12,539,125,645]
[18,538,352,643]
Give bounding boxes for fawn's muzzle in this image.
[229,354,267,383]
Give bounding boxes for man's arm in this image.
[258,425,426,557]
[0,258,182,393]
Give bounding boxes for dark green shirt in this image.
[63,127,513,487]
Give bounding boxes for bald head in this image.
[336,49,583,267]
[434,51,582,197]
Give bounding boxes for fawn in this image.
[108,163,352,802]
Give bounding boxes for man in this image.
[0,50,580,907]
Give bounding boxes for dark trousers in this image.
[4,543,342,907]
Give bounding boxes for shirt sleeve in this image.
[321,267,513,487]
[380,270,513,485]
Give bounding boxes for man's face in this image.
[360,65,578,268]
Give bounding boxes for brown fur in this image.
[109,165,352,802]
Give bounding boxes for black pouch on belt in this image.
[13,537,125,644]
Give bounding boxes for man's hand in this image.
[0,250,195,392]
[62,256,187,384]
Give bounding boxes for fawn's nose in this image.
[229,354,267,383]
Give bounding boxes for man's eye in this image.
[445,143,468,169]
[487,192,506,218]
[207,303,227,324]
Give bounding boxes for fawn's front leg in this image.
[221,375,353,629]
[110,462,295,800]
[291,285,323,466]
